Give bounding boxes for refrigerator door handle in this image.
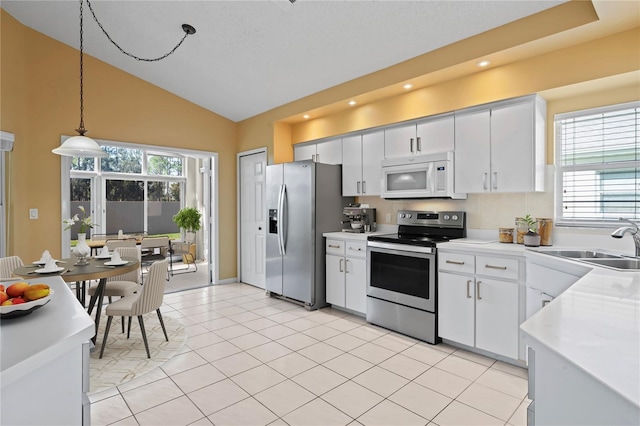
[278,184,287,255]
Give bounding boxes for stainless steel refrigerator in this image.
[266,160,353,310]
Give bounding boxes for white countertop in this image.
[323,231,391,241]
[520,252,640,408]
[0,276,94,386]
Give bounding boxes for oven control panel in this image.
[397,210,465,228]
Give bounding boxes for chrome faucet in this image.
[611,218,640,257]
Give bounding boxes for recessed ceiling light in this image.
[403,84,413,90]
[303,114,310,119]
[348,100,357,106]
[477,60,491,67]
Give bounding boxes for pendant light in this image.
[53,0,106,158]
[53,0,196,158]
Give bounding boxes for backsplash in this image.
[357,165,636,254]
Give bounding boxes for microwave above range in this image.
[380,151,467,199]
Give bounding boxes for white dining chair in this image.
[88,246,141,331]
[0,256,24,280]
[99,258,170,359]
[105,238,137,251]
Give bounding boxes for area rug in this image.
[89,312,187,394]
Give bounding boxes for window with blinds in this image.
[555,101,639,227]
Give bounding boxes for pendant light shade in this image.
[52,135,107,158]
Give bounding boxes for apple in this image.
[0,284,5,292]
[1,297,25,306]
[6,282,29,298]
[0,290,7,305]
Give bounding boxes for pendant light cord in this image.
[85,0,195,62]
[77,0,86,135]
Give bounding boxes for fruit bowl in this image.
[0,290,54,319]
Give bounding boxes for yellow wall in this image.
[0,10,238,279]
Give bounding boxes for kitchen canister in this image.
[499,227,514,243]
[515,217,528,244]
[536,218,553,246]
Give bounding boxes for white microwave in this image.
[380,152,466,199]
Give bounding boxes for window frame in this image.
[554,101,640,228]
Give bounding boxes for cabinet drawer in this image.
[345,241,367,258]
[476,255,519,280]
[439,252,475,274]
[326,239,345,255]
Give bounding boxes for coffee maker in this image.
[342,205,376,233]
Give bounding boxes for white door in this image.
[454,109,491,193]
[294,144,316,161]
[316,138,342,164]
[239,151,267,288]
[361,130,384,196]
[438,272,475,347]
[342,134,362,196]
[325,254,345,307]
[345,257,367,313]
[475,278,519,359]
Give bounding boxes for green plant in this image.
[63,205,96,234]
[519,214,538,233]
[172,207,202,233]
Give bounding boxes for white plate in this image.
[103,260,129,266]
[32,259,60,265]
[0,289,54,318]
[34,266,65,274]
[95,253,112,259]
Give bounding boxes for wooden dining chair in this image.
[0,256,24,280]
[99,258,170,359]
[88,246,141,332]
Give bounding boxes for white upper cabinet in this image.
[416,113,455,155]
[342,130,384,196]
[454,95,546,193]
[384,113,454,159]
[294,138,342,164]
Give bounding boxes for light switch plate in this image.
[29,208,38,219]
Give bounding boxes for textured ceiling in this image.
[2,1,568,122]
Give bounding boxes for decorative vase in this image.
[523,231,541,247]
[74,233,91,265]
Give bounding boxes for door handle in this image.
[492,172,498,190]
[410,138,414,153]
[416,137,422,152]
[476,281,482,300]
[339,258,344,272]
[446,260,465,265]
[357,181,361,194]
[345,259,349,273]
[362,181,366,194]
[483,173,488,190]
[466,280,472,298]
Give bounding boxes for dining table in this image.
[12,255,139,344]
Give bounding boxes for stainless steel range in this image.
[366,210,466,344]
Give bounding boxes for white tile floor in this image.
[89,283,530,426]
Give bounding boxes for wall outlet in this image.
[385,213,391,223]
[29,208,38,219]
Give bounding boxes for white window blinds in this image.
[555,102,639,226]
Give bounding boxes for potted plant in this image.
[519,214,540,247]
[172,207,202,260]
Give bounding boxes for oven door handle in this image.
[367,241,434,254]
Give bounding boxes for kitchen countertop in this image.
[0,276,94,386]
[323,231,390,241]
[438,239,528,255]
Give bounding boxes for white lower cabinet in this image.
[438,250,524,360]
[326,238,367,314]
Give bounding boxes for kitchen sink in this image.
[537,250,623,259]
[579,258,640,271]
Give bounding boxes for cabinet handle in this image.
[416,137,422,152]
[492,172,498,190]
[328,244,340,249]
[348,247,362,252]
[466,280,472,299]
[311,154,316,162]
[339,258,344,272]
[542,300,550,308]
[345,259,350,274]
[362,181,366,194]
[357,181,361,194]
[485,264,507,270]
[445,259,465,265]
[410,138,414,153]
[483,173,488,190]
[476,281,482,300]
[316,154,320,162]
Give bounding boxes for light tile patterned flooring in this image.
[90,283,530,426]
